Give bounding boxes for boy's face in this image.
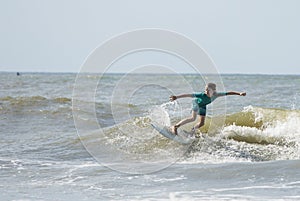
[205,86,214,97]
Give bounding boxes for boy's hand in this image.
[169,95,177,101]
[240,92,246,96]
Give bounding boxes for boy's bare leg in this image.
[191,115,205,136]
[171,111,197,135]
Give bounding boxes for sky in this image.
[0,0,299,74]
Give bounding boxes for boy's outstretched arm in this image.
[226,91,246,96]
[169,94,193,101]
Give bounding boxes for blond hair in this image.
[207,83,216,91]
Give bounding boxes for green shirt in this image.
[192,92,227,107]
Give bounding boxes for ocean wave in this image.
[0,96,72,105]
[192,105,298,132]
[0,96,73,117]
[79,105,300,164]
[186,106,300,162]
[220,106,300,145]
[0,96,138,119]
[4,95,298,164]
[0,95,137,108]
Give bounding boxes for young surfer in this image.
[169,83,246,136]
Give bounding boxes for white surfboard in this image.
[151,123,195,145]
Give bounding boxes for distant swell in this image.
[0,96,72,105]
[0,96,72,116]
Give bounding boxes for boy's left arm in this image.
[226,91,246,96]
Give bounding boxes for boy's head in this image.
[206,83,216,91]
[205,83,216,97]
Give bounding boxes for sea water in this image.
[1,72,300,200]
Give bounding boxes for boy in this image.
[169,83,246,135]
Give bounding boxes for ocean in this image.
[1,72,300,200]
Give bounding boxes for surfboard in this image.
[151,123,195,145]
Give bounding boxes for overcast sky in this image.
[0,0,299,74]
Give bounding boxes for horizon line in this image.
[1,70,300,76]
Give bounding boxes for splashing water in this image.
[148,101,181,127]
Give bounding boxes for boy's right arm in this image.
[169,94,193,101]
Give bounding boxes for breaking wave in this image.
[79,104,300,165]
